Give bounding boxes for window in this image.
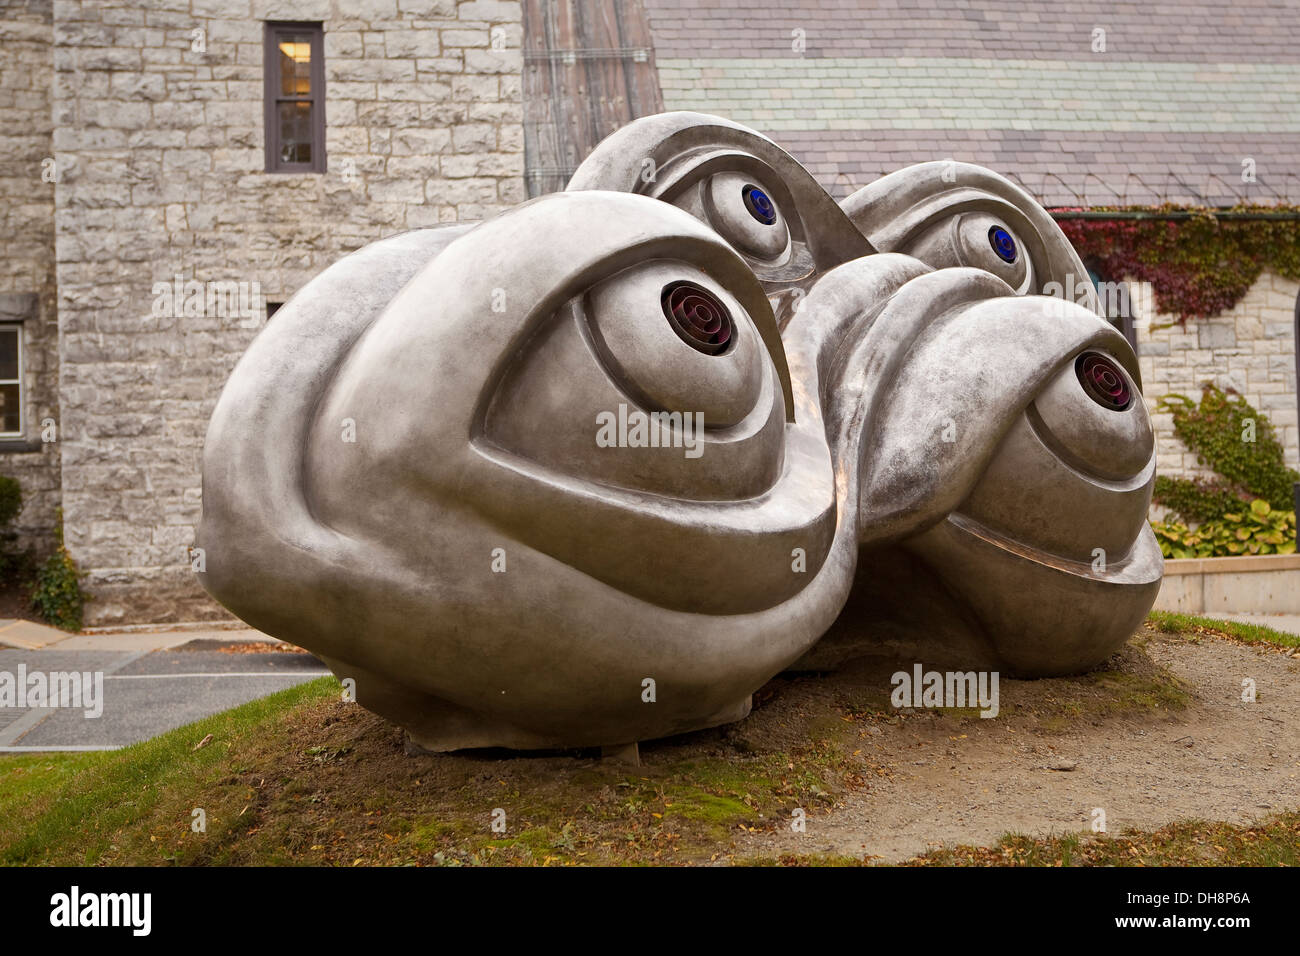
[264,22,325,173]
[0,327,22,436]
[1086,263,1138,353]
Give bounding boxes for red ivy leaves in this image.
[1052,205,1300,322]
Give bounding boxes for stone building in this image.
[0,0,1295,625]
[3,0,527,623]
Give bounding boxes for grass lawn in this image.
[0,612,1296,866]
[1146,610,1300,649]
[0,677,851,866]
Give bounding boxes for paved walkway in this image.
[0,622,330,752]
[0,618,74,650]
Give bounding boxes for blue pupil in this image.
[989,226,1017,263]
[742,185,777,225]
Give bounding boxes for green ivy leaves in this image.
[1155,387,1299,514]
[1150,386,1299,559]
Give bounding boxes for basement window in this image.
[264,22,326,173]
[0,326,22,436]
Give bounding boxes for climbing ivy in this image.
[1151,385,1299,530]
[1158,386,1299,510]
[1054,205,1300,320]
[0,475,33,587]
[1151,474,1251,525]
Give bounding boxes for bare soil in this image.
[0,582,35,621]
[743,629,1300,862]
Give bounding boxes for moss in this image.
[1086,669,1191,713]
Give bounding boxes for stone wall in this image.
[1135,271,1300,485]
[0,0,62,554]
[51,0,526,624]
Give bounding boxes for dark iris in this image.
[988,225,1017,263]
[1075,352,1132,411]
[661,281,733,355]
[742,184,777,225]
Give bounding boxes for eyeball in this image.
[1075,351,1132,411]
[1031,350,1150,481]
[585,261,766,428]
[905,212,1032,293]
[702,171,792,261]
[988,226,1017,264]
[661,281,735,355]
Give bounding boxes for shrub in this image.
[1152,499,1297,559]
[0,475,32,587]
[31,511,83,632]
[0,476,21,527]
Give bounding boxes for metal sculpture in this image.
[197,112,1161,751]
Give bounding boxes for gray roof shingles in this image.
[642,0,1300,205]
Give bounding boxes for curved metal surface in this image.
[198,113,1163,750]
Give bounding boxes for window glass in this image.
[277,101,313,164]
[278,38,312,96]
[0,329,17,381]
[0,385,18,434]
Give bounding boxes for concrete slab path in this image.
[0,624,331,752]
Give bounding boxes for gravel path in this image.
[743,633,1300,862]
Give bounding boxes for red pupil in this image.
[1076,352,1131,410]
[662,282,734,354]
[671,292,728,344]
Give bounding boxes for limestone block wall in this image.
[51,0,526,624]
[0,0,62,553]
[1134,271,1300,488]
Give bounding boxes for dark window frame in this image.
[0,323,23,438]
[263,21,326,174]
[0,294,37,451]
[1085,260,1138,354]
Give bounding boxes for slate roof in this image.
[641,0,1300,206]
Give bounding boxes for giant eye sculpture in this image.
[198,112,1161,752]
